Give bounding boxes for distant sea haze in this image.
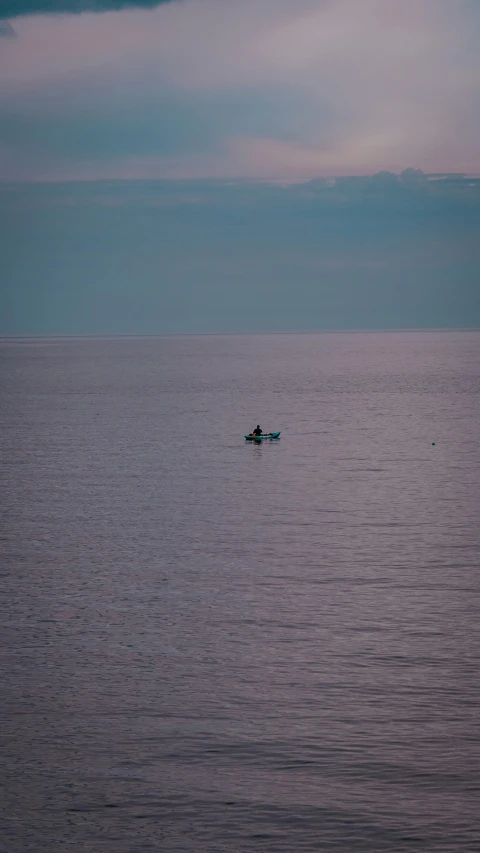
[1,171,479,336]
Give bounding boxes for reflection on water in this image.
[1,331,479,852]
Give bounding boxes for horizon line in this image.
[2,328,480,341]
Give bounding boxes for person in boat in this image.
[252,425,263,436]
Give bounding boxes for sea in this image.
[1,331,479,853]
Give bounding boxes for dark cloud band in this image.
[2,0,175,19]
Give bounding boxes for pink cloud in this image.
[1,0,479,179]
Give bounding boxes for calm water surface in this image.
[1,332,479,852]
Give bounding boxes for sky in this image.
[1,0,479,334]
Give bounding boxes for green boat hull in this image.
[244,431,281,441]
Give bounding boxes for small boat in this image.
[244,431,281,441]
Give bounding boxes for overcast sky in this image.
[1,0,479,333]
[2,0,480,180]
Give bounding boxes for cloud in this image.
[1,174,479,334]
[1,0,175,18]
[0,21,17,35]
[0,0,479,180]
